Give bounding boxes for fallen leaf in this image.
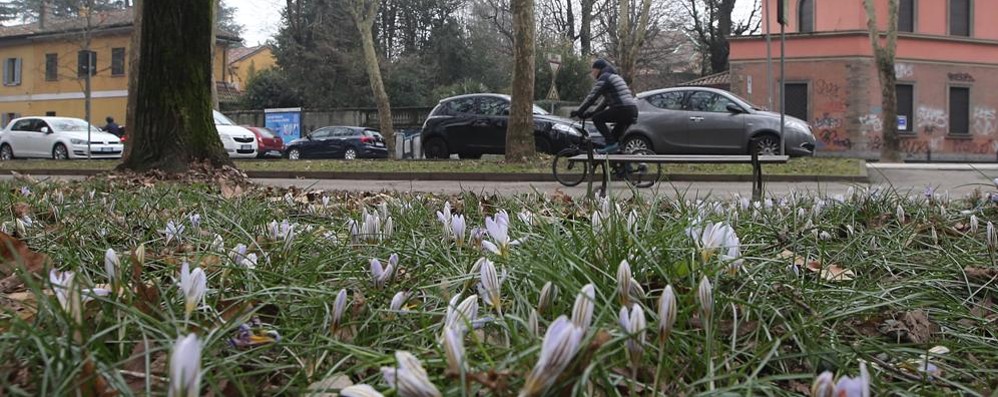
[220,182,244,199]
[964,267,998,281]
[305,373,353,396]
[0,232,49,293]
[902,309,938,344]
[805,260,855,282]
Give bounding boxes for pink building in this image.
[729,0,998,160]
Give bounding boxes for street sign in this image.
[777,0,789,25]
[547,53,562,101]
[898,115,908,131]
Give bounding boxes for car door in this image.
[439,97,479,154]
[329,128,352,158]
[32,119,58,156]
[303,128,332,158]
[683,90,747,154]
[475,96,510,153]
[638,91,689,153]
[7,119,36,157]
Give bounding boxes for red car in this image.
[243,126,284,158]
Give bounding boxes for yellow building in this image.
[226,45,276,91]
[0,8,240,127]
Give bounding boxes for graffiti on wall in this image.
[813,113,852,150]
[815,79,840,100]
[858,114,883,136]
[973,107,997,136]
[951,139,998,154]
[868,136,929,155]
[948,72,975,82]
[894,63,914,79]
[917,106,948,134]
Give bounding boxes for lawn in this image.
[0,156,865,176]
[0,174,994,395]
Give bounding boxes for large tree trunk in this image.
[864,0,901,162]
[123,0,140,162]
[119,0,231,173]
[579,0,594,56]
[351,0,395,157]
[617,0,652,84]
[506,0,535,162]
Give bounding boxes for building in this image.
[226,45,276,91]
[729,0,998,161]
[0,8,240,127]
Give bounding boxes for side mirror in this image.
[726,103,744,114]
[40,127,50,134]
[501,109,510,116]
[305,134,313,140]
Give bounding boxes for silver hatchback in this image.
[620,87,816,157]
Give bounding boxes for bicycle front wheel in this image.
[552,148,590,187]
[622,149,661,188]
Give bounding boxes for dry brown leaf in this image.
[806,260,855,282]
[0,232,49,293]
[220,182,244,199]
[902,309,938,344]
[965,267,998,280]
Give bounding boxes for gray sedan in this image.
[620,87,816,157]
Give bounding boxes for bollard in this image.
[395,134,404,159]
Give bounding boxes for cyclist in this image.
[570,59,638,154]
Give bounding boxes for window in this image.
[11,119,32,131]
[45,53,58,81]
[783,83,809,121]
[445,97,477,114]
[45,111,56,116]
[77,50,96,77]
[949,87,970,134]
[647,91,686,110]
[949,0,971,37]
[3,58,22,86]
[477,97,510,116]
[896,85,914,133]
[798,0,814,33]
[686,91,737,113]
[311,128,332,139]
[899,0,915,32]
[111,47,125,76]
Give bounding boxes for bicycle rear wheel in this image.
[622,149,661,188]
[552,148,590,187]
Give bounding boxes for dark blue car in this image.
[285,126,388,160]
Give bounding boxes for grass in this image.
[0,157,865,176]
[0,175,995,396]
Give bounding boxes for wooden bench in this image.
[567,153,790,200]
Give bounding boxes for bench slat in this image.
[567,154,790,163]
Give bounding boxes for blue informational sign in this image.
[264,108,302,144]
[897,115,908,131]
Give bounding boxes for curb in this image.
[3,168,869,183]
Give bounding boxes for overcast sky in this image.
[228,0,760,46]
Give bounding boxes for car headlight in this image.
[70,138,87,145]
[553,123,581,136]
[784,119,810,133]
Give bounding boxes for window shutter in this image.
[14,58,21,85]
[2,60,8,85]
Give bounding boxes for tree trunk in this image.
[352,1,395,157]
[616,0,630,75]
[864,0,901,162]
[506,0,536,162]
[211,0,220,110]
[123,0,140,160]
[565,0,575,43]
[579,0,593,56]
[618,0,652,84]
[118,0,231,173]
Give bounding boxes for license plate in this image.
[374,142,384,147]
[240,145,252,151]
[98,147,112,153]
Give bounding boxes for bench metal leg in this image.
[600,163,609,198]
[751,151,763,201]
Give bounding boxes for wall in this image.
[229,48,276,90]
[225,107,434,134]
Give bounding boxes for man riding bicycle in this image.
[570,59,638,154]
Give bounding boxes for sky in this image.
[228,0,761,46]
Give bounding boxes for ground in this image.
[0,170,995,395]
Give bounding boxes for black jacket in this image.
[576,66,636,115]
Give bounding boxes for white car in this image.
[0,116,123,160]
[213,110,258,158]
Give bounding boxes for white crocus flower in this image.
[161,220,185,245]
[390,291,409,313]
[332,289,348,332]
[450,214,467,245]
[616,259,632,306]
[571,284,596,331]
[340,385,384,397]
[518,210,534,226]
[188,213,201,229]
[381,351,442,397]
[445,294,479,335]
[482,214,523,256]
[988,222,997,250]
[179,262,207,317]
[698,276,713,321]
[168,333,202,397]
[370,257,395,288]
[618,304,647,368]
[537,281,557,315]
[210,234,224,253]
[686,221,741,263]
[969,215,979,234]
[479,259,502,314]
[104,248,119,285]
[441,325,464,374]
[519,315,584,397]
[657,285,677,344]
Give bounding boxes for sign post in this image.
[546,54,562,107]
[264,108,302,145]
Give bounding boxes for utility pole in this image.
[84,0,93,159]
[777,0,787,156]
[764,0,773,110]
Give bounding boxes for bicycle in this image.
[551,117,661,192]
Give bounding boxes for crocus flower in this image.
[811,371,835,397]
[820,362,871,397]
[537,281,557,315]
[989,222,997,250]
[240,253,258,270]
[616,260,632,306]
[169,333,202,397]
[381,351,442,397]
[444,294,479,335]
[389,291,409,313]
[370,257,395,288]
[210,235,224,253]
[49,269,82,323]
[528,309,540,337]
[626,210,638,234]
[321,195,330,207]
[267,220,296,248]
[332,288,348,332]
[896,205,906,222]
[698,276,713,321]
[161,221,185,245]
[571,284,596,330]
[479,258,502,313]
[482,215,523,256]
[340,385,384,397]
[518,210,534,226]
[519,315,584,397]
[228,317,281,349]
[686,221,741,263]
[188,213,201,229]
[618,304,646,368]
[450,214,467,245]
[105,248,119,284]
[970,215,979,234]
[657,285,677,344]
[441,325,464,374]
[590,211,604,234]
[19,186,30,196]
[437,202,452,231]
[469,227,485,249]
[179,262,207,317]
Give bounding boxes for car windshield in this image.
[363,129,383,138]
[255,127,276,138]
[725,92,764,110]
[51,119,101,132]
[213,111,235,126]
[532,105,550,115]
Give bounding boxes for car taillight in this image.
[360,136,373,143]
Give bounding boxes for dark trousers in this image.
[592,105,637,145]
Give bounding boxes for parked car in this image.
[419,93,604,159]
[243,126,284,158]
[623,87,816,157]
[213,111,259,158]
[0,116,123,160]
[285,126,388,160]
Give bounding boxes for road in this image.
[5,166,995,199]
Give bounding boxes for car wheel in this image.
[751,135,781,156]
[535,137,552,155]
[459,152,482,160]
[52,144,69,160]
[424,138,449,159]
[344,148,358,160]
[0,144,13,161]
[622,135,653,154]
[288,148,302,160]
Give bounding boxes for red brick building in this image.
[729,0,998,161]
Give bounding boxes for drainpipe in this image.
[39,1,50,29]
